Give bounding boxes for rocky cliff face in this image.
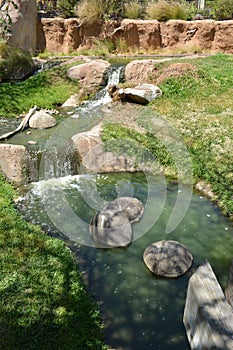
[8,0,37,52]
[37,18,233,54]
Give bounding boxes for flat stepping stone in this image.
[90,210,132,248]
[143,240,193,278]
[102,197,144,223]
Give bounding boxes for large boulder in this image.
[72,124,151,173]
[125,59,161,84]
[110,83,162,105]
[67,60,111,92]
[143,240,193,278]
[0,144,26,185]
[119,83,162,104]
[7,0,37,53]
[29,110,57,129]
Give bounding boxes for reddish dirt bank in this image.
[37,18,233,54]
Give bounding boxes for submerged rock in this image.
[29,110,57,129]
[143,240,193,278]
[90,210,132,248]
[102,197,144,223]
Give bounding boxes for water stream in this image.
[4,64,233,349]
[17,172,233,350]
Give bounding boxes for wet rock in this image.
[143,240,193,278]
[29,110,57,129]
[67,60,111,93]
[27,140,37,145]
[90,210,132,248]
[102,197,144,223]
[117,83,162,105]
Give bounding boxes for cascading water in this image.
[6,65,124,183]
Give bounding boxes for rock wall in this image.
[37,18,233,54]
[8,0,37,52]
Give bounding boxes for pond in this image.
[16,171,233,350]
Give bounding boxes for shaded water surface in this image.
[17,172,233,350]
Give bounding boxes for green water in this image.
[17,172,233,350]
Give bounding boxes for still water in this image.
[17,172,233,350]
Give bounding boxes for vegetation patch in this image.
[102,54,233,218]
[0,174,107,350]
[0,62,80,117]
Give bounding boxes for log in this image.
[0,106,37,141]
[183,261,233,349]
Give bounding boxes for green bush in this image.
[211,0,233,20]
[57,0,77,18]
[76,0,123,23]
[76,0,104,23]
[124,1,142,19]
[146,0,191,21]
[0,42,34,82]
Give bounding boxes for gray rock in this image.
[72,124,153,174]
[0,144,26,185]
[90,210,132,248]
[143,240,193,277]
[29,110,57,129]
[117,83,162,105]
[102,197,144,223]
[7,0,37,53]
[67,60,111,93]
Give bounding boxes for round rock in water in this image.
[143,240,193,278]
[102,197,144,223]
[90,209,132,248]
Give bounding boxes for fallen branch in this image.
[0,106,37,141]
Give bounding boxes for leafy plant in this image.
[0,43,34,82]
[124,1,142,19]
[211,0,233,20]
[76,0,124,23]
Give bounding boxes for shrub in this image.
[76,0,123,23]
[57,0,77,18]
[211,0,233,20]
[146,0,191,21]
[76,0,105,23]
[124,1,142,19]
[0,42,34,82]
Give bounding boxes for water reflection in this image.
[17,172,233,350]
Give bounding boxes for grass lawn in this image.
[0,175,107,350]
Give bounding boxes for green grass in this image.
[0,63,80,117]
[0,175,107,350]
[102,54,233,218]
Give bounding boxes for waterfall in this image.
[24,64,124,182]
[24,140,79,183]
[81,65,124,110]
